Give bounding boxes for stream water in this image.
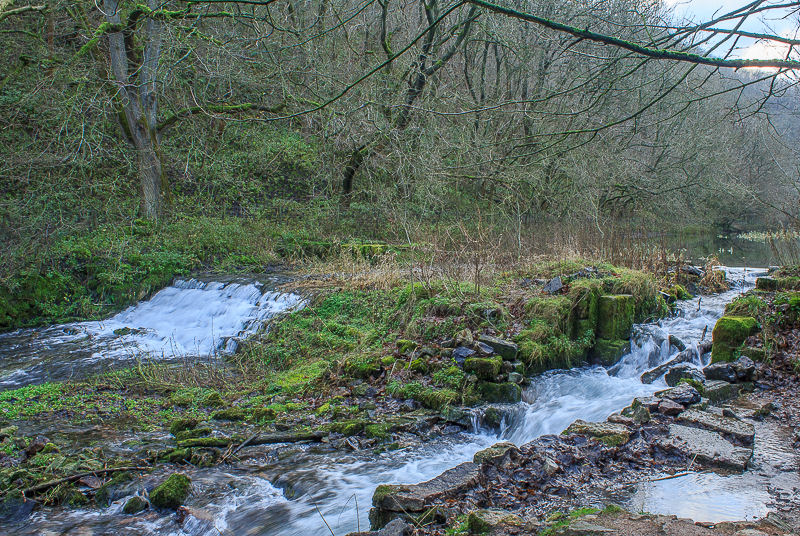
[3,267,773,535]
[0,275,304,391]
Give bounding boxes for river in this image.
[2,267,765,535]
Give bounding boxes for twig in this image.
[314,502,336,536]
[220,432,258,463]
[23,466,150,496]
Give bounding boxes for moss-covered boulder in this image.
[597,295,635,340]
[464,356,502,381]
[711,316,759,362]
[564,419,630,447]
[169,418,199,437]
[122,496,148,514]
[149,473,191,509]
[591,338,629,366]
[476,382,522,403]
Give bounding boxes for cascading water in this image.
[0,275,304,390]
[6,267,766,536]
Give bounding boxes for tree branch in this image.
[464,0,800,70]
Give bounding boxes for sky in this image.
[663,0,800,63]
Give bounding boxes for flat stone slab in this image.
[564,420,630,446]
[677,409,755,445]
[658,424,752,471]
[704,380,741,403]
[372,462,480,512]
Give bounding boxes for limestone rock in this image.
[658,424,752,471]
[597,295,635,340]
[473,442,519,465]
[478,334,519,361]
[677,409,755,445]
[664,364,705,387]
[656,383,701,406]
[372,462,480,512]
[704,380,741,403]
[703,362,737,383]
[564,420,630,447]
[711,316,759,363]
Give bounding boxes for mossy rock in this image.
[158,447,192,463]
[711,316,759,363]
[174,427,212,442]
[364,422,394,440]
[211,408,247,421]
[396,339,418,354]
[95,471,132,506]
[408,358,429,374]
[122,496,148,514]
[591,338,629,366]
[597,295,635,340]
[740,346,766,362]
[202,391,225,407]
[476,382,522,404]
[464,356,502,381]
[169,418,198,436]
[329,419,367,436]
[668,284,693,300]
[251,407,277,422]
[149,473,191,509]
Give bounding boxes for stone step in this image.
[676,409,755,446]
[658,423,752,471]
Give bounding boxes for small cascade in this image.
[0,275,304,390]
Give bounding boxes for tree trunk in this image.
[137,142,162,219]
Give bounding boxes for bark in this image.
[104,0,164,219]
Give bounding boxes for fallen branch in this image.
[23,466,150,497]
[219,432,258,463]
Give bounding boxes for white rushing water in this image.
[0,276,304,390]
[9,267,766,535]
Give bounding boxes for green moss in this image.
[122,496,148,514]
[677,377,705,394]
[174,427,211,441]
[711,316,759,362]
[396,339,418,353]
[726,294,767,317]
[211,407,247,421]
[463,356,502,380]
[669,284,693,300]
[597,295,635,340]
[169,418,198,436]
[329,419,367,436]
[592,338,629,366]
[364,422,393,440]
[432,366,465,389]
[149,473,191,509]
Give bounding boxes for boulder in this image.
[656,383,701,406]
[564,420,630,447]
[348,518,412,536]
[467,509,523,534]
[755,277,778,291]
[477,382,522,403]
[452,346,475,365]
[464,356,502,381]
[149,473,191,509]
[703,362,737,383]
[478,334,519,361]
[122,496,148,515]
[543,276,563,294]
[658,424,752,471]
[473,442,520,465]
[372,462,480,513]
[711,316,759,362]
[640,347,697,384]
[656,398,684,416]
[664,365,705,387]
[732,356,756,381]
[703,380,741,404]
[597,295,635,340]
[508,372,524,384]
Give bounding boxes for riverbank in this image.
[357,272,800,536]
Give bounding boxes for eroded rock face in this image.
[704,362,738,383]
